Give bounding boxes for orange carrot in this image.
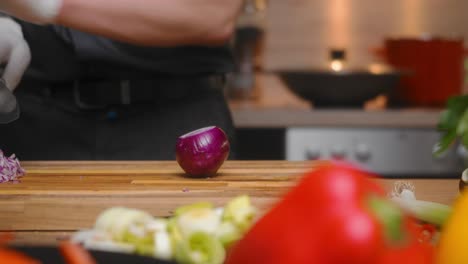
[59,241,97,264]
[0,248,41,264]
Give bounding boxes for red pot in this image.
[375,37,466,107]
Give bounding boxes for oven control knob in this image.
[355,144,371,162]
[305,148,321,160]
[331,146,347,160]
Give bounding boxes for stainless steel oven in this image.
[286,127,464,178]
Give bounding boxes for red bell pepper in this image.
[226,162,434,264]
[377,219,435,263]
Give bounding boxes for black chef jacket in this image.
[0,20,237,161]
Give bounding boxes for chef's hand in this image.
[0,0,61,24]
[0,17,31,90]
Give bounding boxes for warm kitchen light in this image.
[329,49,346,72]
[368,63,390,74]
[330,60,344,72]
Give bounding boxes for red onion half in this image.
[176,126,230,177]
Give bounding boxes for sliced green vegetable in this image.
[154,231,173,260]
[390,182,452,227]
[122,229,154,256]
[174,232,225,264]
[174,202,213,217]
[168,217,184,257]
[93,207,155,253]
[146,218,169,233]
[94,207,127,233]
[369,196,405,243]
[215,222,241,249]
[177,207,221,237]
[77,196,258,264]
[222,195,256,232]
[111,210,153,241]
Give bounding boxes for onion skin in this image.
[176,126,230,177]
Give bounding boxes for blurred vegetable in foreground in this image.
[71,195,256,264]
[436,189,468,264]
[460,168,468,192]
[0,247,40,264]
[390,181,452,227]
[0,239,97,264]
[0,233,39,263]
[226,162,435,264]
[59,241,97,264]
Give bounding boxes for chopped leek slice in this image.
[122,229,154,256]
[215,222,241,249]
[73,196,258,264]
[174,232,225,264]
[222,195,256,232]
[154,231,173,260]
[390,181,452,227]
[94,207,154,241]
[174,202,214,217]
[177,207,221,237]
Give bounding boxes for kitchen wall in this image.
[258,0,468,70]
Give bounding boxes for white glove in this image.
[0,0,62,24]
[0,17,31,90]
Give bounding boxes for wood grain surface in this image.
[0,161,460,245]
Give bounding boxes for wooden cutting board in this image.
[0,161,460,244]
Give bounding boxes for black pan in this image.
[277,69,403,108]
[12,246,177,264]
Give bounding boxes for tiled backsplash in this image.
[257,0,468,70]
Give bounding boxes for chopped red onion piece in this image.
[0,150,25,183]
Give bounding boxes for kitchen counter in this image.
[229,74,443,128]
[0,161,459,245]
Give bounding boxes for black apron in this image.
[0,21,236,160]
